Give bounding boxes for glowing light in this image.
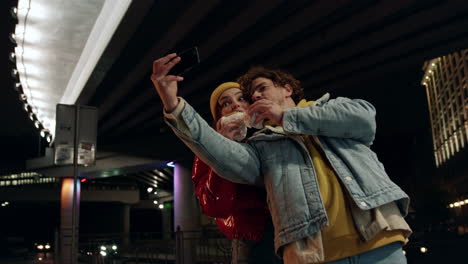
[431,63,436,67]
[159,204,164,209]
[112,245,117,250]
[147,187,153,193]
[18,0,30,9]
[100,251,107,256]
[15,25,42,44]
[154,191,158,195]
[16,63,43,76]
[167,161,175,167]
[153,200,158,204]
[37,244,44,250]
[460,201,465,205]
[402,250,406,255]
[420,247,428,253]
[19,93,28,101]
[23,2,50,20]
[450,204,454,208]
[454,202,460,207]
[100,246,106,251]
[28,90,52,100]
[15,46,42,60]
[45,244,51,249]
[13,0,132,141]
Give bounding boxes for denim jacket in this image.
[164,94,410,254]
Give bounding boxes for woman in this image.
[192,82,280,264]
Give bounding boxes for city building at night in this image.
[422,49,468,237]
[422,49,468,167]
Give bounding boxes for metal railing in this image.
[77,228,231,264]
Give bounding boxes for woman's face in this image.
[217,88,250,118]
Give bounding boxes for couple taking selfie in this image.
[151,52,412,264]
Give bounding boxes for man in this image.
[151,54,412,263]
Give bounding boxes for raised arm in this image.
[163,99,263,185]
[150,53,184,112]
[151,55,262,185]
[283,97,377,145]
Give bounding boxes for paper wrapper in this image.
[244,112,263,129]
[220,112,247,141]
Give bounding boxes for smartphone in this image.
[168,46,200,76]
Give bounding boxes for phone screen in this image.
[168,47,200,76]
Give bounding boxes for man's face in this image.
[250,77,292,106]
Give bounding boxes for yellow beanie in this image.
[209,82,240,121]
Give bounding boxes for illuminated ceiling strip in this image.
[12,0,131,141]
[60,0,132,104]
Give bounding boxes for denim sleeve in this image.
[283,97,377,145]
[164,98,263,186]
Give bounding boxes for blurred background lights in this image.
[420,247,428,253]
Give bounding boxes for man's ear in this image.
[284,84,293,97]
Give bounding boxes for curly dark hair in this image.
[236,66,304,103]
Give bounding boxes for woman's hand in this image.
[151,53,184,112]
[216,118,244,141]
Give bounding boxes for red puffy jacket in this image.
[192,156,270,241]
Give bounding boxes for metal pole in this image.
[71,105,80,264]
[37,132,41,157]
